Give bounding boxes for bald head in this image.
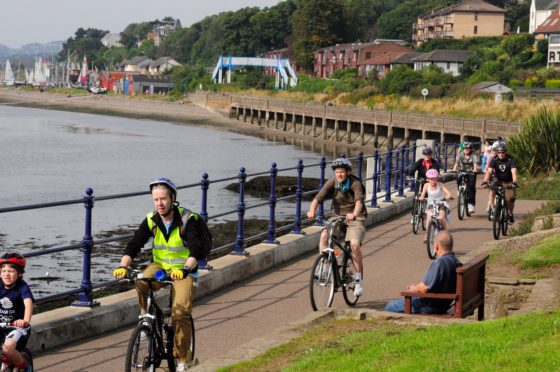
[435,231,453,252]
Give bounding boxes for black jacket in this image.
[124,205,206,261]
[409,158,440,179]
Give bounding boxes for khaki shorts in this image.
[326,216,366,244]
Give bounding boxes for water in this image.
[0,105,324,296]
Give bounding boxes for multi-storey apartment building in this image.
[530,0,560,34]
[313,42,372,78]
[412,0,507,47]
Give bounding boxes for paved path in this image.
[33,179,544,371]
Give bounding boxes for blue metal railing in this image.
[0,142,465,306]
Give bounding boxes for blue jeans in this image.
[385,298,443,314]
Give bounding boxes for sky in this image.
[2,0,282,48]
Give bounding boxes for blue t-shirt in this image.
[421,252,462,310]
[0,279,34,323]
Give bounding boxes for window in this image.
[474,25,478,35]
[365,52,371,59]
[474,12,479,21]
[447,62,451,69]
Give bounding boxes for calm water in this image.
[0,105,325,296]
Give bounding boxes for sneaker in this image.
[508,215,514,225]
[468,204,475,214]
[353,281,363,297]
[177,362,187,372]
[410,217,414,225]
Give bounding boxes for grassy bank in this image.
[221,310,560,371]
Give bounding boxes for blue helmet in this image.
[422,146,433,155]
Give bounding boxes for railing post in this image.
[435,142,441,172]
[264,163,279,244]
[404,145,410,189]
[316,156,326,226]
[371,149,379,208]
[410,143,417,192]
[444,143,449,173]
[198,173,211,269]
[393,148,400,191]
[291,159,305,235]
[72,188,99,308]
[384,149,393,202]
[399,145,406,197]
[357,151,364,180]
[232,167,247,255]
[376,150,382,191]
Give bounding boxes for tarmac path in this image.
[33,178,544,371]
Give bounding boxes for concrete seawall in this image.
[28,188,419,355]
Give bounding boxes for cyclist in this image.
[0,253,33,370]
[452,141,479,214]
[113,177,206,371]
[409,146,440,224]
[306,157,367,297]
[481,138,492,171]
[419,169,451,243]
[481,142,518,224]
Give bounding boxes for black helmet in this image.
[422,146,433,155]
[331,158,352,171]
[464,142,473,149]
[496,142,508,152]
[149,177,177,199]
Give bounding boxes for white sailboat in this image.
[2,60,15,86]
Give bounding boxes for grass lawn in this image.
[221,310,560,371]
[517,235,560,269]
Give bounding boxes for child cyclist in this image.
[0,253,33,370]
[419,169,452,242]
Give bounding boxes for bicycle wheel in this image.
[341,251,359,307]
[501,205,509,236]
[421,202,427,231]
[20,348,33,372]
[426,220,437,259]
[412,200,420,234]
[492,202,502,240]
[457,190,465,220]
[309,253,335,311]
[125,325,155,372]
[465,192,472,217]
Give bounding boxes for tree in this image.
[291,0,346,71]
[58,28,108,66]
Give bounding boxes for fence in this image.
[0,143,463,307]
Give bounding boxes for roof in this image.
[137,58,155,68]
[535,0,560,10]
[472,81,512,93]
[119,56,151,67]
[534,8,560,33]
[392,52,425,64]
[419,0,505,19]
[131,74,173,84]
[411,49,475,63]
[316,42,375,53]
[150,57,181,68]
[361,52,409,66]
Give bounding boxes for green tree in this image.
[58,28,108,67]
[291,0,346,71]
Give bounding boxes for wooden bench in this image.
[400,253,489,320]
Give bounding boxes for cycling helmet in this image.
[426,169,439,179]
[495,142,508,152]
[149,177,177,198]
[331,157,352,171]
[0,253,26,273]
[422,146,433,155]
[464,142,473,149]
[491,140,504,151]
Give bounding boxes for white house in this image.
[149,57,182,75]
[530,0,560,33]
[412,50,474,76]
[100,33,123,48]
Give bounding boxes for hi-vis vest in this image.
[146,207,190,270]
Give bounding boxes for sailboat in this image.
[2,60,15,86]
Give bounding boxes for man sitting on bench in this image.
[385,231,462,314]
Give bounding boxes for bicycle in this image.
[309,216,359,311]
[0,323,33,372]
[123,269,195,372]
[486,184,514,240]
[425,200,449,259]
[455,171,476,220]
[409,177,427,234]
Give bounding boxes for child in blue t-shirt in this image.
[0,253,33,370]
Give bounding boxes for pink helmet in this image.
[426,169,439,179]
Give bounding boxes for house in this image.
[153,19,182,46]
[391,52,425,70]
[472,81,512,102]
[412,0,507,46]
[534,7,560,67]
[411,49,475,76]
[357,42,413,78]
[130,74,174,96]
[313,42,374,78]
[148,57,181,75]
[119,56,152,72]
[100,33,123,48]
[530,0,560,33]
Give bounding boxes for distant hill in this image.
[0,41,63,61]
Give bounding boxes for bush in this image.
[545,80,560,89]
[508,107,560,176]
[524,77,539,87]
[510,79,522,87]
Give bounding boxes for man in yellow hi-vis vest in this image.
[113,177,206,370]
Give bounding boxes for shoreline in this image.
[0,87,370,156]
